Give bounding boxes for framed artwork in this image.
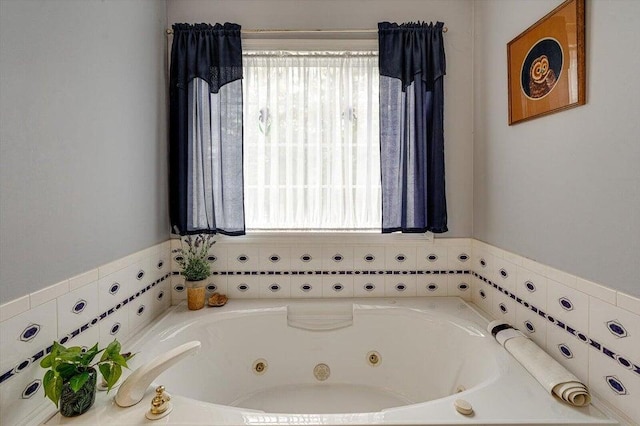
[507,0,585,125]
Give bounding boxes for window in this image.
[243,51,380,231]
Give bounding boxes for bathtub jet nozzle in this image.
[115,341,201,408]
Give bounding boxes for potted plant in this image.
[40,339,134,417]
[176,234,216,310]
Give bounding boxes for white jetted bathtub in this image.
[45,298,617,425]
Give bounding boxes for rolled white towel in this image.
[488,320,591,407]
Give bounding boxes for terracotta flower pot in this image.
[186,279,207,310]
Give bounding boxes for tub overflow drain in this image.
[367,351,381,366]
[252,359,268,375]
[313,363,330,381]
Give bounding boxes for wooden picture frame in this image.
[507,0,585,125]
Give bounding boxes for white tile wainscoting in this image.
[1,236,638,425]
[169,236,474,303]
[0,242,171,426]
[471,239,640,425]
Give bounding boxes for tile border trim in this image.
[473,272,640,378]
[0,273,171,386]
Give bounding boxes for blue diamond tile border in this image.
[0,272,171,386]
[474,271,640,379]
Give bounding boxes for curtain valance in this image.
[378,21,446,91]
[170,23,243,94]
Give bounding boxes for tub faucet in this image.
[115,341,201,407]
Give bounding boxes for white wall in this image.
[168,0,475,239]
[473,0,640,296]
[0,0,170,304]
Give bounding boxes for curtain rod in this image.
[165,27,447,35]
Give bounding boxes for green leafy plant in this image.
[175,234,216,281]
[40,340,134,407]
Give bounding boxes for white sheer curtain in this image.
[243,52,381,231]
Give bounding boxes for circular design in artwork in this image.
[520,38,563,99]
[364,283,375,291]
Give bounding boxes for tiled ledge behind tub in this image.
[470,239,640,425]
[169,237,474,302]
[0,241,171,426]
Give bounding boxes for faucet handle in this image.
[146,385,173,420]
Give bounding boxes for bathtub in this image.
[44,298,616,425]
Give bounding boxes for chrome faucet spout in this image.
[115,341,201,407]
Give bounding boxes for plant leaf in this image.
[99,363,111,383]
[101,340,121,361]
[69,371,90,393]
[105,364,122,392]
[79,345,101,366]
[109,353,129,368]
[55,362,78,380]
[43,371,62,408]
[40,353,53,368]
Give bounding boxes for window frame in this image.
[239,38,433,241]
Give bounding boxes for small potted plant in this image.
[175,234,216,310]
[40,339,134,417]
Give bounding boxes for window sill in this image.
[215,231,434,245]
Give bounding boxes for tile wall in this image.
[0,242,171,426]
[470,240,640,425]
[2,236,638,425]
[169,238,474,302]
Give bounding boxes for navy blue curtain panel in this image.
[378,22,447,234]
[169,23,245,236]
